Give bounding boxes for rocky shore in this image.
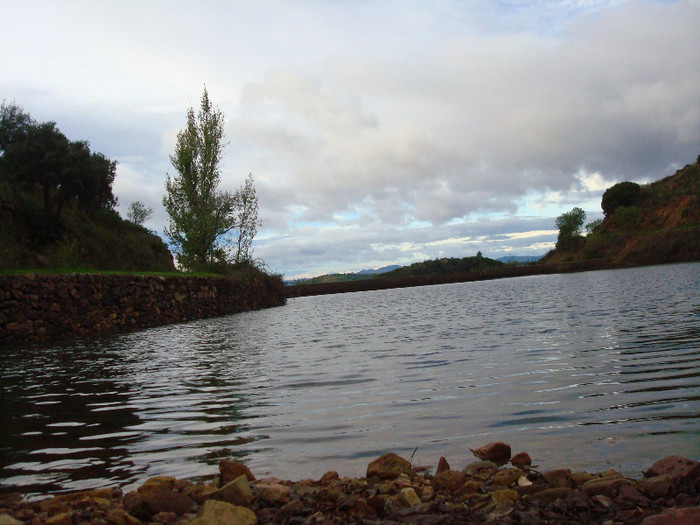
[1,443,698,525]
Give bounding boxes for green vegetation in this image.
[378,253,503,279]
[543,154,700,266]
[555,206,586,249]
[0,101,174,272]
[163,88,261,271]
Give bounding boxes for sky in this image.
[2,1,699,278]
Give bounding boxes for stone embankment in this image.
[0,273,286,344]
[1,443,698,524]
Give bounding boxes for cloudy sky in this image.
[2,1,699,278]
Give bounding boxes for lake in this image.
[1,263,698,497]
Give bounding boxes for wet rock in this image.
[511,452,532,468]
[644,456,700,484]
[491,468,522,488]
[436,456,450,475]
[106,508,143,525]
[219,460,256,484]
[642,506,700,525]
[366,453,412,479]
[208,475,252,506]
[190,500,257,525]
[469,442,511,465]
[543,468,573,488]
[433,470,465,492]
[399,487,422,507]
[462,460,498,480]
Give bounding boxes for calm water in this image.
[1,263,699,497]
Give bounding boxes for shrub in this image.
[601,181,641,215]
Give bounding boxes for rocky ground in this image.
[1,443,698,525]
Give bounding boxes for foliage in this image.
[127,200,154,226]
[585,218,602,235]
[232,173,261,263]
[601,181,641,216]
[0,101,117,225]
[378,254,503,279]
[555,207,586,249]
[163,88,238,270]
[611,206,640,230]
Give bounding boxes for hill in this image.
[543,156,700,266]
[378,254,503,279]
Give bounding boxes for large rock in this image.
[469,442,511,465]
[644,456,700,484]
[208,475,252,506]
[366,453,412,479]
[641,507,700,525]
[134,483,193,517]
[581,476,629,498]
[462,460,499,480]
[543,469,573,488]
[190,500,257,525]
[511,452,531,469]
[434,470,466,492]
[219,460,256,484]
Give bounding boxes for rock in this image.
[531,487,574,503]
[399,487,422,507]
[518,476,533,487]
[511,452,531,468]
[436,456,450,474]
[644,456,700,484]
[491,468,522,488]
[543,469,573,488]
[638,475,673,499]
[581,476,629,498]
[320,471,339,483]
[45,513,72,525]
[455,480,482,498]
[618,484,649,504]
[190,500,257,525]
[219,460,256,484]
[277,500,304,518]
[136,484,193,516]
[469,442,511,465]
[366,453,412,479]
[434,470,465,492]
[462,460,498,480]
[642,506,700,525]
[208,475,252,506]
[492,489,518,505]
[106,508,143,525]
[0,515,24,525]
[571,471,594,486]
[254,482,291,503]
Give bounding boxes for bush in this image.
[602,181,641,215]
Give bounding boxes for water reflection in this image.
[1,263,699,497]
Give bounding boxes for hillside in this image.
[378,254,503,279]
[543,156,700,265]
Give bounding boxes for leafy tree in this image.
[601,181,641,215]
[233,173,261,263]
[127,200,154,226]
[555,207,586,248]
[585,218,602,235]
[163,88,238,270]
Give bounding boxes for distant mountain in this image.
[496,255,543,264]
[377,255,503,279]
[542,155,699,266]
[358,265,402,275]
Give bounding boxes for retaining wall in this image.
[0,273,286,344]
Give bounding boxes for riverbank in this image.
[0,272,285,344]
[1,444,697,524]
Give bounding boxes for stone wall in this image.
[0,272,286,344]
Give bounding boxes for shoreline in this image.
[2,443,698,524]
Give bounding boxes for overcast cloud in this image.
[2,1,699,277]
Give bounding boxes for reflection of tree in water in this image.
[0,338,144,496]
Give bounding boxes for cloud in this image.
[1,0,697,277]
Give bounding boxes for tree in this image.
[232,173,261,263]
[163,88,238,270]
[555,207,586,249]
[127,201,154,226]
[585,218,602,235]
[601,181,641,216]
